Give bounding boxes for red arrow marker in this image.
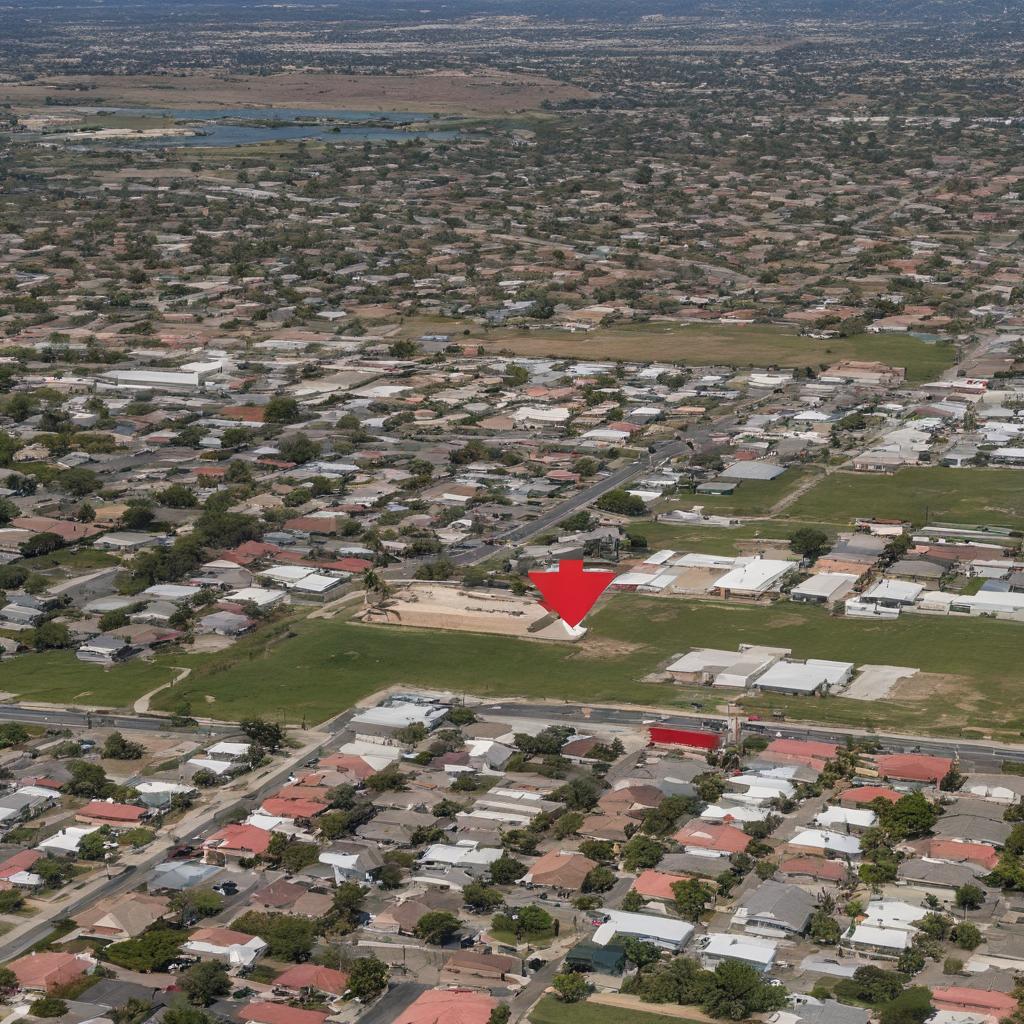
[528,559,616,628]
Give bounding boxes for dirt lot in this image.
[0,71,591,115]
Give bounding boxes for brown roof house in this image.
[521,850,596,891]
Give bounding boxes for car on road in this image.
[213,881,239,896]
[169,844,196,859]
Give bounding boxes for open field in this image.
[632,519,836,556]
[3,592,1024,739]
[786,467,1024,530]
[466,322,954,382]
[657,467,820,517]
[0,71,591,115]
[531,996,705,1024]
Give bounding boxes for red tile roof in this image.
[632,869,692,901]
[874,753,952,783]
[931,987,1016,1017]
[764,738,839,770]
[203,824,272,855]
[0,850,41,879]
[920,839,999,871]
[260,797,329,820]
[840,786,902,805]
[240,1004,327,1024]
[274,963,350,996]
[78,801,147,823]
[394,989,497,1024]
[674,820,749,854]
[9,952,90,991]
[778,857,849,882]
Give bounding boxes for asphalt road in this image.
[0,704,234,735]
[472,701,1024,772]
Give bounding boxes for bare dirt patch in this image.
[1,71,591,115]
[570,637,645,660]
[892,671,976,705]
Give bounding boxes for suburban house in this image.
[202,824,273,865]
[730,880,815,938]
[521,850,596,891]
[9,951,95,991]
[700,933,778,973]
[391,988,496,1024]
[183,926,268,968]
[593,909,694,951]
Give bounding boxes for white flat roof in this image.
[702,932,778,966]
[714,557,796,593]
[593,910,694,947]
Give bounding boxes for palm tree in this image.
[361,569,391,607]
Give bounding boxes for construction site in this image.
[357,582,586,642]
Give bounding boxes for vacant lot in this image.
[0,588,1018,739]
[657,467,819,517]
[0,71,590,115]
[787,467,1024,529]
[470,322,953,382]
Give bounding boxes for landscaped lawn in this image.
[6,589,1024,739]
[786,467,1024,530]
[530,995,705,1024]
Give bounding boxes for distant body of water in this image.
[26,106,459,148]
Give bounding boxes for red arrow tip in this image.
[527,559,616,628]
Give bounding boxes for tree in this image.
[940,763,966,792]
[56,467,100,497]
[582,866,617,893]
[170,888,223,925]
[64,760,113,798]
[488,1006,510,1024]
[239,718,286,753]
[954,884,985,913]
[622,835,666,872]
[789,527,829,559]
[0,965,18,999]
[703,961,787,1019]
[232,911,315,961]
[264,397,301,423]
[347,956,388,1001]
[463,882,505,913]
[672,879,713,922]
[897,947,926,975]
[809,909,841,945]
[331,882,365,932]
[158,484,198,508]
[102,731,144,760]
[0,497,17,526]
[182,962,230,1006]
[414,910,461,946]
[105,929,183,972]
[78,830,110,861]
[595,489,646,516]
[553,973,590,1003]
[161,1005,217,1024]
[953,922,982,950]
[489,855,527,885]
[879,987,933,1024]
[29,998,68,1018]
[878,792,938,840]
[277,432,320,464]
[32,620,72,651]
[622,938,661,969]
[0,890,23,914]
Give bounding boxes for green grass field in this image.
[530,997,703,1024]
[786,467,1024,530]
[469,323,953,382]
[633,519,834,556]
[3,592,1024,739]
[657,467,819,517]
